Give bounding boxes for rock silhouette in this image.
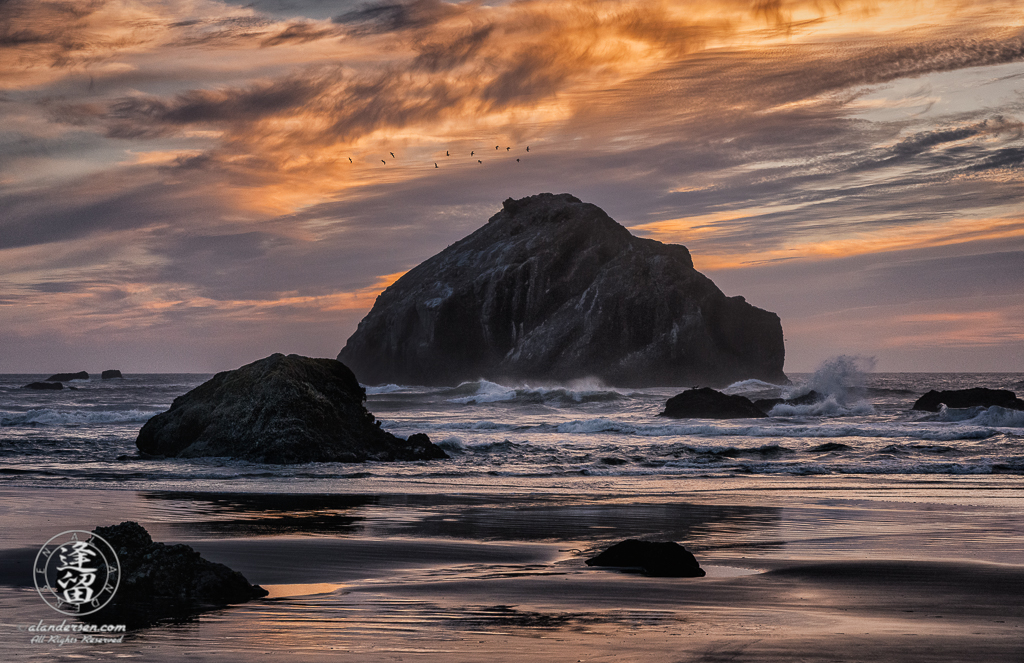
[661,387,768,418]
[87,521,266,627]
[912,388,1024,412]
[45,371,88,381]
[136,353,447,463]
[23,381,64,390]
[586,539,705,577]
[339,193,785,387]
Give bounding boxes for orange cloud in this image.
[633,215,1024,269]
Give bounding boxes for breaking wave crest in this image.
[444,379,626,405]
[1,409,156,426]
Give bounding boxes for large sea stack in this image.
[136,353,446,463]
[339,193,786,387]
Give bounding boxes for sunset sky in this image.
[2,0,1023,375]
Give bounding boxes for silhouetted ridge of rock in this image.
[339,193,786,387]
[88,521,266,627]
[661,387,768,419]
[102,369,123,379]
[136,353,447,463]
[586,539,705,577]
[23,381,64,390]
[912,388,1024,412]
[45,371,88,381]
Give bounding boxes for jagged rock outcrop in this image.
[339,193,786,387]
[136,353,447,463]
[88,521,266,626]
[45,371,88,381]
[586,539,705,577]
[661,387,768,419]
[102,369,123,379]
[912,388,1024,412]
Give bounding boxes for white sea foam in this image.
[786,354,875,403]
[722,379,784,397]
[436,436,467,452]
[0,409,156,426]
[552,417,994,441]
[963,406,1024,428]
[364,384,411,395]
[769,395,876,417]
[446,380,517,404]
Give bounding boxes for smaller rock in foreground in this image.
[586,539,705,577]
[661,387,767,418]
[45,371,89,381]
[23,381,63,390]
[912,388,1024,412]
[89,521,267,626]
[102,369,123,379]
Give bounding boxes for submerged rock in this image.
[102,369,123,379]
[136,353,447,463]
[586,539,705,577]
[339,193,786,387]
[23,381,63,390]
[45,371,88,381]
[661,387,767,418]
[89,521,266,626]
[912,388,1024,412]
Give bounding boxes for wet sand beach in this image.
[1,479,1022,662]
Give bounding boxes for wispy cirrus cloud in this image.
[2,0,1023,371]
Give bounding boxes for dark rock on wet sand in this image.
[339,193,786,387]
[23,381,64,390]
[912,388,1024,412]
[102,369,123,379]
[586,539,706,577]
[661,387,767,418]
[752,390,824,412]
[136,353,447,463]
[89,521,266,626]
[45,371,88,381]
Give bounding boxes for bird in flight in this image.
[526,146,530,152]
[348,157,352,163]
[390,152,395,158]
[381,160,386,164]
[516,158,520,162]
[471,151,474,156]
[506,147,510,151]
[495,145,499,150]
[446,150,449,156]
[477,159,482,164]
[434,163,438,168]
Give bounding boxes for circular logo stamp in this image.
[34,531,120,616]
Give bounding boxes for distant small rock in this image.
[586,539,705,577]
[661,387,767,418]
[753,390,823,412]
[88,521,266,626]
[101,369,123,379]
[136,353,447,463]
[23,381,63,390]
[912,388,1024,412]
[45,371,89,381]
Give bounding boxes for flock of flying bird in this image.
[349,145,532,167]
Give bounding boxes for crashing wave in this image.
[769,395,875,417]
[0,409,156,426]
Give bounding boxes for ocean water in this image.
[2,360,1023,493]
